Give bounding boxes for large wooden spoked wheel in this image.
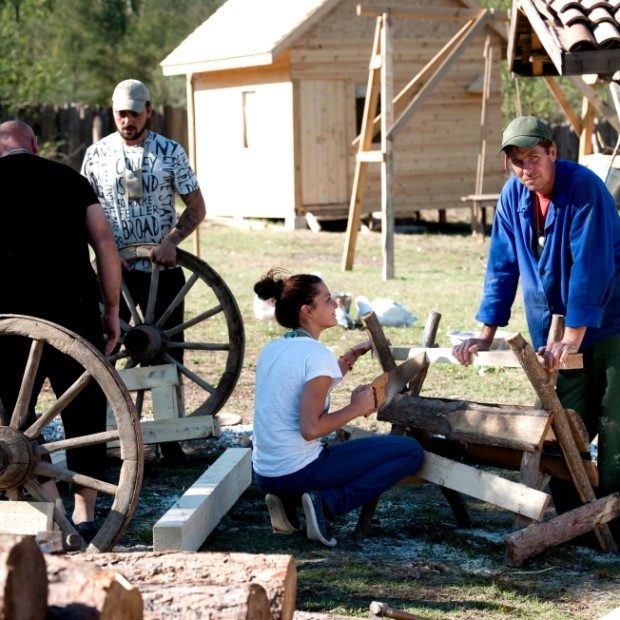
[110,244,245,418]
[0,315,143,552]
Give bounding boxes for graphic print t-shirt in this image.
[81,131,199,270]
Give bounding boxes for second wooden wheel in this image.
[111,244,245,419]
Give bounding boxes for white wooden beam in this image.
[414,452,550,520]
[153,448,252,551]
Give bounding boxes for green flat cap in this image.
[501,116,553,151]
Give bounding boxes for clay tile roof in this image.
[509,0,620,75]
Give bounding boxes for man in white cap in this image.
[451,115,620,537]
[81,79,206,464]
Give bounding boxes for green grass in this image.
[181,219,536,420]
[161,219,620,620]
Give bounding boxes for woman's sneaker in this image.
[265,494,302,534]
[302,492,337,547]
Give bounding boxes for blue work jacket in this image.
[476,159,620,351]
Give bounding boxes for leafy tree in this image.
[0,0,225,106]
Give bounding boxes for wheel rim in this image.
[0,314,143,552]
[111,244,245,418]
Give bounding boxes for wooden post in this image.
[510,315,564,533]
[186,72,200,258]
[506,332,617,552]
[341,17,383,272]
[380,10,395,281]
[471,33,492,240]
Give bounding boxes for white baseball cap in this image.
[112,79,150,113]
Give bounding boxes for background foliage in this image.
[0,0,225,107]
[0,0,589,122]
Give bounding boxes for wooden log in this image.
[0,533,48,620]
[506,332,617,552]
[75,551,296,620]
[46,554,143,619]
[379,395,551,452]
[504,492,620,566]
[137,583,271,620]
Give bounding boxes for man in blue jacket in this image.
[452,116,620,528]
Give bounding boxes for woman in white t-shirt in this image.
[252,269,424,547]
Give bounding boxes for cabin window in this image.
[355,84,381,144]
[242,90,257,149]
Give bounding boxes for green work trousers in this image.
[556,331,620,497]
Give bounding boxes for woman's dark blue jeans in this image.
[254,435,424,517]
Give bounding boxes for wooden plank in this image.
[390,346,583,369]
[543,77,582,135]
[0,501,53,535]
[413,452,550,520]
[568,75,620,133]
[357,5,508,20]
[153,448,252,551]
[107,416,217,447]
[116,364,179,391]
[389,11,491,140]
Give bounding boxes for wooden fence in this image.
[0,103,187,171]
[1,102,617,176]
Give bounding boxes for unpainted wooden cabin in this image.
[161,0,508,229]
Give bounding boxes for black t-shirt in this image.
[0,153,102,332]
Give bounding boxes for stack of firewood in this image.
[0,533,296,619]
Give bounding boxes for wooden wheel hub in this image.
[124,325,164,363]
[0,426,35,489]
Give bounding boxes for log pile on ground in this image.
[0,534,296,619]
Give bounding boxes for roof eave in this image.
[161,52,277,76]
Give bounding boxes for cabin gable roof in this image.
[161,0,504,76]
[161,0,340,74]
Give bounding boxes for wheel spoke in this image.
[25,370,93,439]
[34,461,119,496]
[12,339,44,430]
[163,304,224,339]
[0,398,8,426]
[163,352,216,394]
[144,264,161,324]
[166,341,230,351]
[155,272,199,328]
[121,279,143,325]
[34,430,121,455]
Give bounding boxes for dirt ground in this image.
[111,423,620,620]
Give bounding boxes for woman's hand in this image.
[350,384,376,417]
